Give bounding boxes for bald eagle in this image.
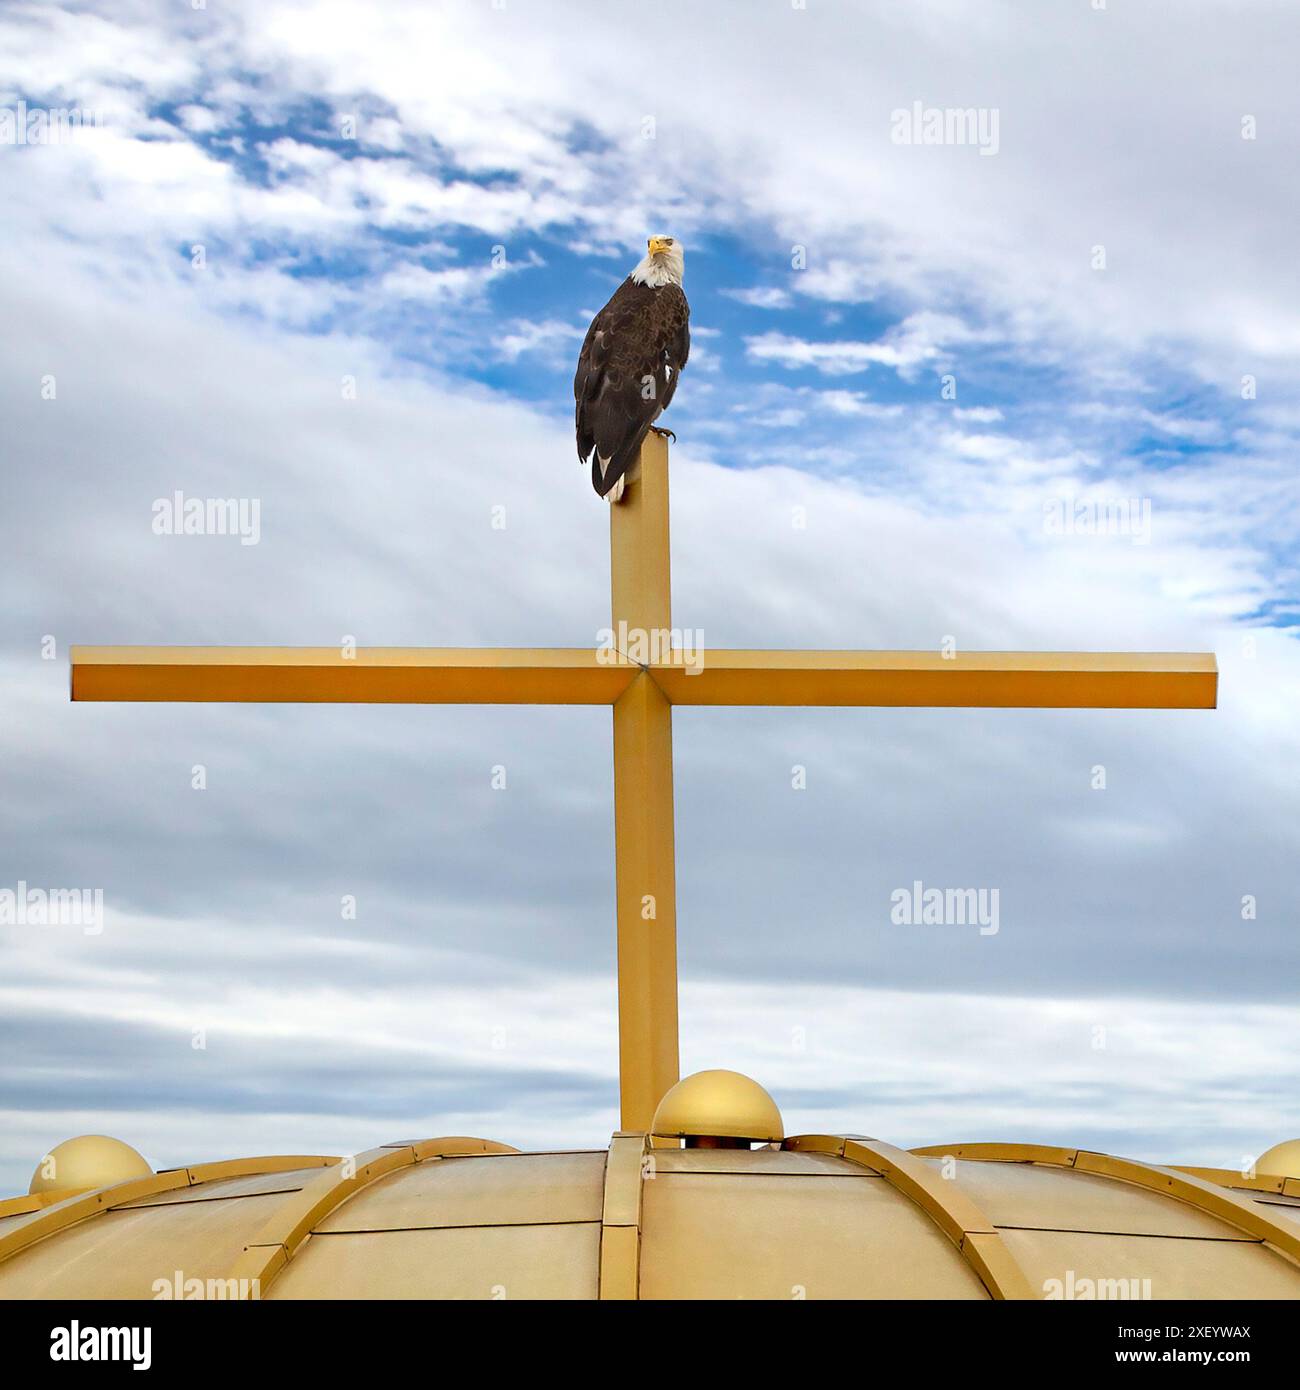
[574,235,690,502]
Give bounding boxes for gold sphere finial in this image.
[651,1069,784,1145]
[1256,1138,1300,1180]
[28,1135,153,1196]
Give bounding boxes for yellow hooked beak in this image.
[647,236,671,257]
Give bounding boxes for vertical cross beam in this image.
[610,433,680,1130]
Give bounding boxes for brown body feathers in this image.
[574,276,690,498]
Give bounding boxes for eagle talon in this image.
[649,426,676,442]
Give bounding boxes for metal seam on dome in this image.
[784,1135,1037,1301]
[653,1168,877,1179]
[408,1138,521,1159]
[910,1142,1081,1167]
[599,1132,647,1300]
[305,1219,601,1234]
[910,1143,1300,1271]
[223,1137,519,1299]
[991,1224,1257,1241]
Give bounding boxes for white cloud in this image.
[816,389,907,419]
[745,333,885,376]
[796,260,888,304]
[721,286,794,310]
[380,261,505,304]
[745,312,980,378]
[748,407,806,428]
[1070,402,1226,445]
[497,317,586,362]
[175,104,219,134]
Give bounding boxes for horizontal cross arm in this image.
[70,646,638,704]
[70,646,1217,709]
[648,650,1217,709]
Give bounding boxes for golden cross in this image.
[71,435,1217,1130]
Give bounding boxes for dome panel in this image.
[1001,1226,1300,1300]
[0,1192,289,1300]
[313,1151,605,1233]
[929,1158,1255,1239]
[639,1166,988,1300]
[266,1223,600,1300]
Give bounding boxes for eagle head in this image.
[632,234,684,288]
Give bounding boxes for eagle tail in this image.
[592,429,647,501]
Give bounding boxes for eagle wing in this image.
[574,279,689,497]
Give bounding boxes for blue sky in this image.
[1,0,1298,1195]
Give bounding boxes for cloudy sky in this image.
[2,0,1298,1195]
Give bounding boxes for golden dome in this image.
[650,1069,784,1143]
[28,1134,153,1197]
[1256,1138,1300,1178]
[4,1129,1300,1300]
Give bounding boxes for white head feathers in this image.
[631,235,684,288]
